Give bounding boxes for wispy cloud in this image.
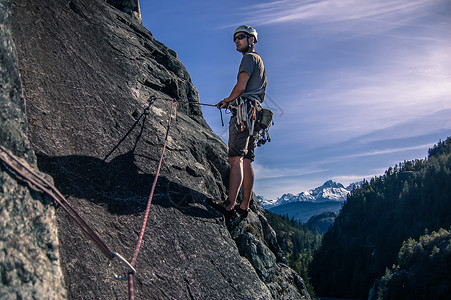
[253,162,327,180]
[331,169,388,185]
[245,0,440,28]
[282,43,451,142]
[338,143,432,160]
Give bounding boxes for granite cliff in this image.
[1,0,66,298]
[2,0,311,298]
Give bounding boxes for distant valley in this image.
[268,201,343,223]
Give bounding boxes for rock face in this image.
[0,0,66,298]
[9,0,311,299]
[107,0,141,22]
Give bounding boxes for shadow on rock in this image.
[36,151,215,218]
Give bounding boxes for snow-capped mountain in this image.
[260,180,359,209]
[257,195,278,207]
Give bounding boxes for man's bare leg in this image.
[226,156,243,211]
[240,158,254,211]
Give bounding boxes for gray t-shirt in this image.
[238,53,267,102]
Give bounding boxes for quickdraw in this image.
[228,97,262,135]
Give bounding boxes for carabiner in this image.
[110,252,136,281]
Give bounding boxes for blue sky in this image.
[140,0,451,200]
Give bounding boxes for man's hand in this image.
[216,99,229,109]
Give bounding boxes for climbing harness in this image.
[228,97,261,134]
[227,97,273,147]
[0,145,135,280]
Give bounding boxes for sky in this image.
[139,0,451,200]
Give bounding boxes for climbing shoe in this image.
[234,205,249,218]
[206,198,234,217]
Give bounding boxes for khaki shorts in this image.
[228,114,258,161]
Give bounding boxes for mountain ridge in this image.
[268,201,343,223]
[259,180,358,208]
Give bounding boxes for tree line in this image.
[308,137,451,299]
[371,228,451,299]
[265,211,322,298]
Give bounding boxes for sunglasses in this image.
[234,33,248,42]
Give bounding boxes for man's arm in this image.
[217,71,250,108]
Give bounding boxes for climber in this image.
[208,25,267,218]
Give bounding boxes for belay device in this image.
[256,108,273,147]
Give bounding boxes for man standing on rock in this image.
[209,25,267,218]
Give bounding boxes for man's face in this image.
[234,32,249,52]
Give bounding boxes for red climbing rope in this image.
[127,98,176,300]
[162,97,224,126]
[0,144,140,281]
[1,97,195,299]
[0,145,116,260]
[171,98,217,107]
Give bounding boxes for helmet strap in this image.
[240,37,254,53]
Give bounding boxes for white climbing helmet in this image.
[233,25,258,43]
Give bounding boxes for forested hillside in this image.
[371,228,451,300]
[265,211,322,297]
[309,137,451,299]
